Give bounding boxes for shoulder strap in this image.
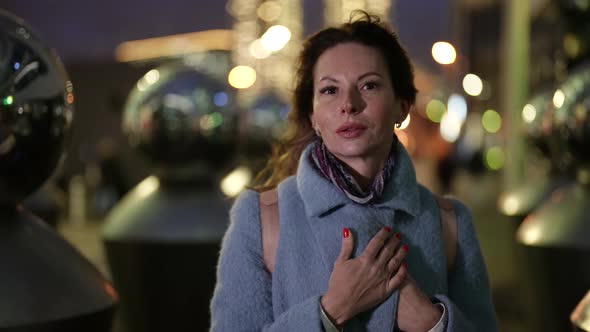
[259,189,279,273]
[434,195,458,272]
[258,189,458,274]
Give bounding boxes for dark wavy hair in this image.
[255,11,417,190]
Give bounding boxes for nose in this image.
[340,89,365,115]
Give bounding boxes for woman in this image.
[211,12,497,331]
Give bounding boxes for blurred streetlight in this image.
[432,41,457,65]
[228,65,257,89]
[463,73,483,96]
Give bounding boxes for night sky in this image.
[2,0,452,72]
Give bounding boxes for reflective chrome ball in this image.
[0,10,73,206]
[123,63,238,180]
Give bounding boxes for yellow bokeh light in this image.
[257,1,282,22]
[553,89,565,108]
[482,109,502,133]
[431,41,456,65]
[260,25,291,52]
[462,74,483,96]
[220,167,252,197]
[484,146,505,170]
[522,104,537,123]
[426,99,446,123]
[501,195,520,216]
[228,66,257,89]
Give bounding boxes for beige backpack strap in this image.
[259,189,279,273]
[434,195,458,272]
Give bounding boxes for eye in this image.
[362,81,378,90]
[319,86,337,95]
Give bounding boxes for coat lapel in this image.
[294,141,423,331]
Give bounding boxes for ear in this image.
[308,111,316,130]
[396,100,411,124]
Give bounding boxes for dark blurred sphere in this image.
[248,92,289,140]
[552,64,590,169]
[523,91,553,158]
[0,10,73,207]
[123,63,238,181]
[242,91,289,159]
[563,65,590,164]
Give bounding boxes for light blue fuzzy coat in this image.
[210,141,498,331]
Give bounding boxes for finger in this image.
[386,262,407,293]
[363,227,391,259]
[386,243,408,275]
[337,227,354,261]
[376,232,401,266]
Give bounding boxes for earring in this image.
[315,128,322,137]
[394,122,401,129]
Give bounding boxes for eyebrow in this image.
[318,71,384,83]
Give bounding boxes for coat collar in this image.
[296,140,420,218]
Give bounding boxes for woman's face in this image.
[310,42,408,165]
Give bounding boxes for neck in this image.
[340,158,382,190]
[338,140,393,191]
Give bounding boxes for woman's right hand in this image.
[320,227,408,327]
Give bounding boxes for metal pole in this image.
[502,0,529,189]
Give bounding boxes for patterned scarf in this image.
[309,136,397,205]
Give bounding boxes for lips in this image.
[336,122,367,138]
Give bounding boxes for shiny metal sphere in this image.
[0,10,73,206]
[123,62,238,180]
[552,63,590,168]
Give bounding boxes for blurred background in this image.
[2,0,590,331]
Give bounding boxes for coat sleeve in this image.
[433,200,498,331]
[209,189,325,332]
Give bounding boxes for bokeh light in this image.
[249,39,272,59]
[482,109,502,133]
[260,25,291,52]
[553,89,565,108]
[522,104,537,123]
[2,95,14,106]
[220,166,252,197]
[463,74,483,96]
[228,65,256,89]
[431,41,456,65]
[257,1,282,22]
[440,112,462,142]
[426,99,446,123]
[447,94,467,124]
[484,146,505,170]
[213,92,229,107]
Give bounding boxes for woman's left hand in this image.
[396,274,443,332]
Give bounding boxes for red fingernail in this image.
[343,228,349,238]
[384,226,391,233]
[395,233,401,240]
[402,244,409,251]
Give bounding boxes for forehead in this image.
[313,42,388,79]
